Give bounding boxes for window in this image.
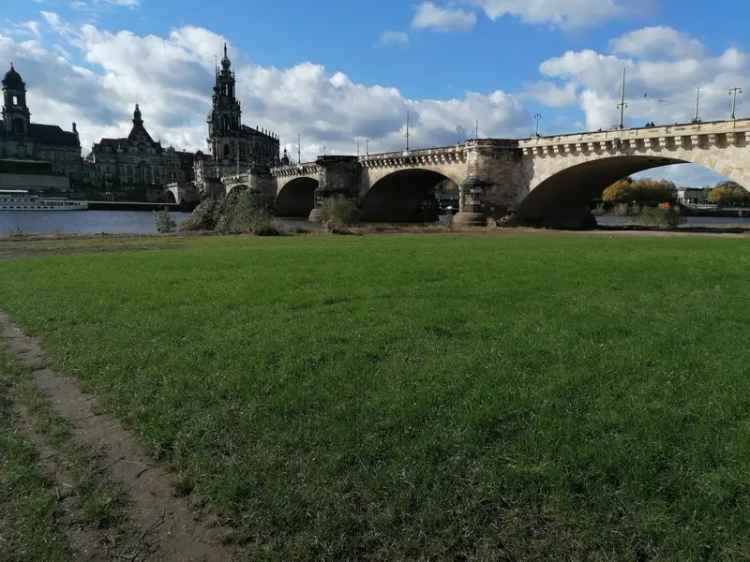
[12,95,18,105]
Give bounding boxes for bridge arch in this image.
[163,189,178,205]
[517,152,750,227]
[226,183,249,195]
[360,168,457,222]
[275,177,318,218]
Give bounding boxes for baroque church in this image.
[194,45,280,194]
[1,64,83,191]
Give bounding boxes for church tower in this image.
[208,44,243,161]
[2,64,31,136]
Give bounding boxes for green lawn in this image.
[1,232,750,561]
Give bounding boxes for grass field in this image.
[1,232,750,560]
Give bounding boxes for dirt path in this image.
[0,310,237,562]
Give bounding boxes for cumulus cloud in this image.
[611,26,705,60]
[537,27,750,131]
[470,0,629,30]
[412,2,477,32]
[524,81,578,107]
[0,13,529,161]
[377,31,410,48]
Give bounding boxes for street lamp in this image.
[534,113,542,137]
[729,87,743,121]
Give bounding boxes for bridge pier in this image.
[452,176,489,227]
[308,156,361,222]
[451,140,522,227]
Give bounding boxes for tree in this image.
[707,182,750,207]
[602,177,676,205]
[602,178,635,204]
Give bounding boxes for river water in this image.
[0,211,192,236]
[596,216,750,229]
[2,211,750,237]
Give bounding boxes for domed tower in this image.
[2,64,31,136]
[207,44,243,161]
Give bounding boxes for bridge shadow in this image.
[276,177,318,218]
[361,170,456,222]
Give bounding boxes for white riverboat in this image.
[0,190,88,212]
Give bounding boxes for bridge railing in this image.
[519,118,750,148]
[270,163,321,177]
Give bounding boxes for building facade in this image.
[0,64,82,189]
[86,105,194,200]
[194,45,280,194]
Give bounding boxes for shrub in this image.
[153,208,176,234]
[613,203,640,217]
[638,206,684,229]
[178,198,221,232]
[216,190,280,236]
[248,208,280,236]
[318,197,360,228]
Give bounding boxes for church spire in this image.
[221,43,231,71]
[133,104,143,126]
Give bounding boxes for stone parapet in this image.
[271,163,321,178]
[519,119,750,156]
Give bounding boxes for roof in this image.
[241,125,278,140]
[2,65,24,90]
[95,134,160,149]
[0,121,80,148]
[127,123,155,144]
[28,124,80,147]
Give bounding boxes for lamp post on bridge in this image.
[729,87,743,121]
[534,113,542,137]
[617,67,629,130]
[692,87,702,124]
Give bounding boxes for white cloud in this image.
[0,15,529,161]
[69,0,140,9]
[524,81,578,107]
[611,26,705,60]
[471,0,628,30]
[13,21,42,38]
[412,2,477,32]
[538,28,750,131]
[105,0,140,7]
[377,31,409,48]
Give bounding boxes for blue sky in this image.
[3,0,749,185]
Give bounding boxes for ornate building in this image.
[194,45,280,194]
[0,64,83,188]
[86,105,194,200]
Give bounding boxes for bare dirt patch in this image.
[0,310,237,562]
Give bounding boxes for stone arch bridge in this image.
[222,118,750,228]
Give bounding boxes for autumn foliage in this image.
[707,182,750,206]
[602,178,677,205]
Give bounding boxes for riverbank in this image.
[1,223,749,260]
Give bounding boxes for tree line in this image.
[602,178,750,207]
